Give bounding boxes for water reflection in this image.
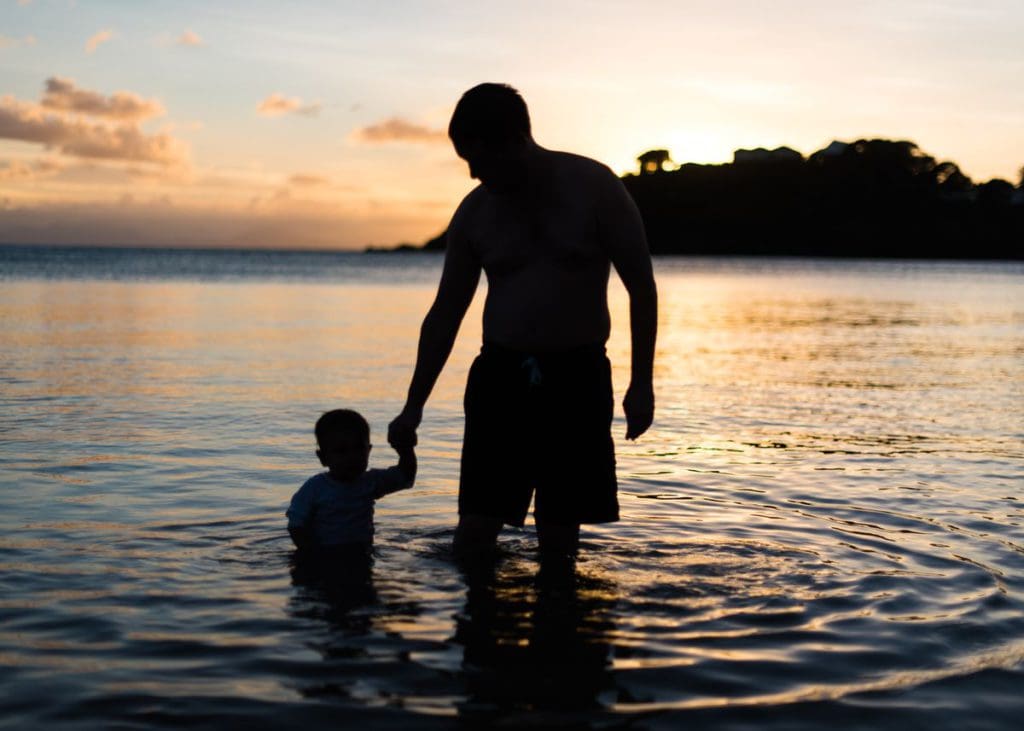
[3,258,1023,729]
[453,556,618,722]
[288,547,377,623]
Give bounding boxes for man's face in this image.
[454,137,527,194]
[317,431,371,481]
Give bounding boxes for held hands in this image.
[388,408,421,450]
[623,381,655,440]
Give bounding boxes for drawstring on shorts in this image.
[521,356,543,387]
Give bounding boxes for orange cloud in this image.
[288,173,330,186]
[257,93,321,117]
[177,30,203,47]
[0,34,37,49]
[0,158,62,181]
[0,94,188,167]
[42,77,165,122]
[353,117,446,145]
[85,29,115,54]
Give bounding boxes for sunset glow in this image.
[1,0,1021,249]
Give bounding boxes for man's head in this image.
[315,409,371,480]
[449,83,534,193]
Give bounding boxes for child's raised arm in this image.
[374,444,417,499]
[397,443,417,485]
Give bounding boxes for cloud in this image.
[42,77,165,122]
[257,93,321,117]
[0,93,188,167]
[288,173,330,187]
[0,158,62,181]
[177,30,203,47]
[0,34,37,49]
[85,29,114,54]
[353,117,447,145]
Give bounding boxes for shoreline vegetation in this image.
[370,138,1024,260]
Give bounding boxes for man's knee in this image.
[453,514,503,555]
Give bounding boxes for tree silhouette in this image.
[398,138,1022,260]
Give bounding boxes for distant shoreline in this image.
[3,241,1024,263]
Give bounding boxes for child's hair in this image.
[315,409,370,446]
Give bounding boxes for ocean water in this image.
[1,245,1022,729]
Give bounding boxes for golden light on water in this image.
[2,253,1023,725]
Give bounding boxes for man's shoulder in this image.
[550,150,617,181]
[455,185,487,214]
[449,186,486,232]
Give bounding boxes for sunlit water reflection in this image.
[1,249,1022,729]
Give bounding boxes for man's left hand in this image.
[623,382,654,440]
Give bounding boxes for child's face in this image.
[317,430,371,481]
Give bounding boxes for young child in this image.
[287,409,416,552]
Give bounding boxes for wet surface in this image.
[1,250,1022,729]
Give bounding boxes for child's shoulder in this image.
[295,471,330,493]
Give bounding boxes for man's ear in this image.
[316,449,327,466]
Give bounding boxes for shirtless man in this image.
[388,83,657,559]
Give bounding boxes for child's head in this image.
[315,409,371,480]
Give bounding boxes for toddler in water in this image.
[287,409,416,552]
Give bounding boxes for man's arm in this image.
[598,174,658,440]
[389,199,482,448]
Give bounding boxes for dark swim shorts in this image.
[459,340,619,526]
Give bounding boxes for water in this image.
[2,245,1022,729]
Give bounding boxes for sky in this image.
[1,0,1022,249]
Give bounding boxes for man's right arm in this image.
[389,198,481,448]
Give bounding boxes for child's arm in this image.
[397,444,417,485]
[374,445,417,499]
[286,480,316,550]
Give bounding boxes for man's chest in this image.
[471,197,604,276]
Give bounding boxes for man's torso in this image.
[463,151,613,351]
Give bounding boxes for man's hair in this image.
[448,83,531,146]
[315,409,370,446]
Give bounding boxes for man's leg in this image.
[536,520,580,559]
[453,514,503,557]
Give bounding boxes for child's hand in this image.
[394,442,417,485]
[388,410,419,450]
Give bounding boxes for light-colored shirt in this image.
[286,466,411,546]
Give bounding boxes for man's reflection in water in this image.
[453,555,619,721]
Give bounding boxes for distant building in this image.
[637,149,672,175]
[733,146,803,164]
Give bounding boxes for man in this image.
[388,83,657,559]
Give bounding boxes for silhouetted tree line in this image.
[387,139,1023,259]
